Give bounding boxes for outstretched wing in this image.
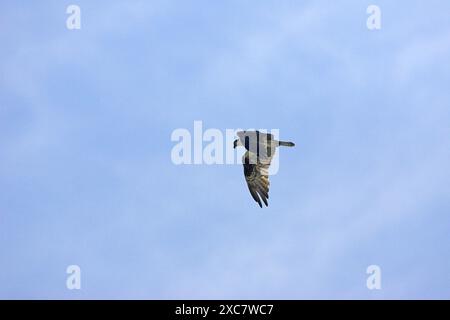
[242,151,273,207]
[237,131,274,142]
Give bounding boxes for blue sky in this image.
[1,1,449,299]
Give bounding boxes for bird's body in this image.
[233,130,295,207]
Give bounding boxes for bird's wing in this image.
[243,151,273,207]
[237,131,274,144]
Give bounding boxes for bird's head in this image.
[234,131,248,148]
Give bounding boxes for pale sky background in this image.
[1,1,449,299]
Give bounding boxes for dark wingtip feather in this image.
[248,187,262,208]
[261,195,268,207]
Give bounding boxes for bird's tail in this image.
[278,141,295,147]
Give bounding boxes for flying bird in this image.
[233,130,295,207]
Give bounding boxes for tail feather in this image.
[278,141,295,147]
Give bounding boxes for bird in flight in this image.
[233,130,295,207]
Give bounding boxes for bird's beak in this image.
[233,139,238,149]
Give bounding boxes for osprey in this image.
[233,131,295,207]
